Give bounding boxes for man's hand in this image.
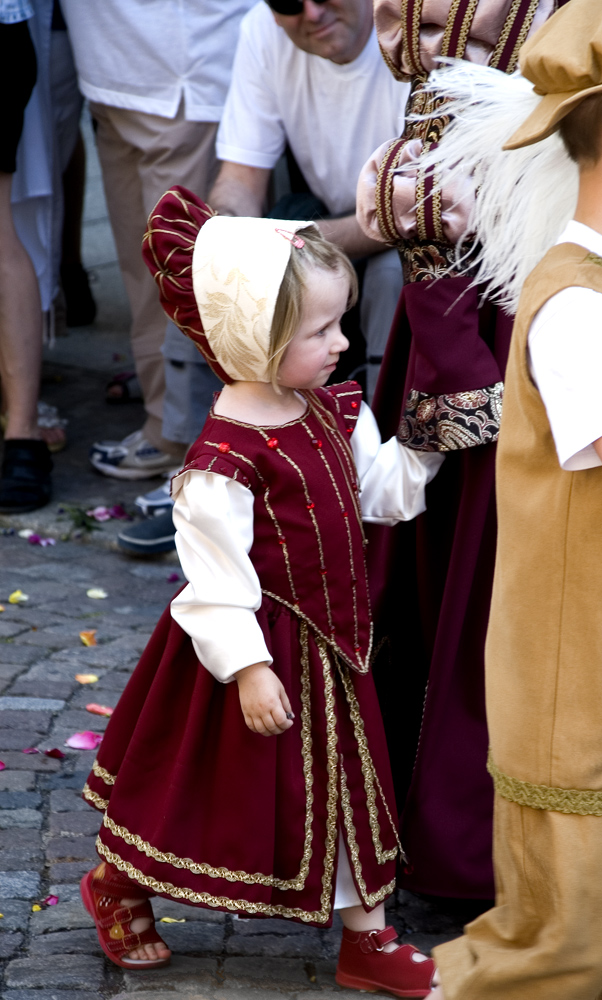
[235,661,294,736]
[208,162,271,218]
[315,215,387,259]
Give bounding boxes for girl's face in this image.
[278,266,350,390]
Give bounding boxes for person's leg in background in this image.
[361,249,403,403]
[0,19,52,513]
[88,102,218,478]
[117,322,221,554]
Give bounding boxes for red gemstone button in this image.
[320,569,327,576]
[311,438,322,449]
[342,511,348,518]
[346,427,353,434]
[278,537,286,545]
[306,502,315,510]
[351,401,358,409]
[267,437,278,449]
[218,442,230,454]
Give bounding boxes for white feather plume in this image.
[401,60,579,313]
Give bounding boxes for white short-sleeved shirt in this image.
[216,2,410,217]
[59,0,255,121]
[528,220,602,472]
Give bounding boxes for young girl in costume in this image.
[80,186,442,998]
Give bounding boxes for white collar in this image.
[556,220,602,258]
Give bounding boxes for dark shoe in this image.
[336,926,435,998]
[117,510,175,554]
[0,440,53,514]
[61,263,97,327]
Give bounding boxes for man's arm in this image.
[316,215,389,260]
[208,162,271,218]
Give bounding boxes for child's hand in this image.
[235,662,294,737]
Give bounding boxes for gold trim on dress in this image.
[83,783,109,811]
[92,761,116,786]
[339,763,396,909]
[338,663,401,864]
[488,752,602,816]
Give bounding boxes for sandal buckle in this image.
[367,929,385,953]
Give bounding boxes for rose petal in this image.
[159,917,186,923]
[39,538,56,547]
[44,748,66,759]
[86,703,113,717]
[0,605,4,612]
[167,573,180,583]
[75,673,99,684]
[31,904,41,912]
[86,588,107,600]
[79,630,97,647]
[108,505,129,520]
[27,534,41,546]
[64,731,103,750]
[22,748,41,755]
[18,529,34,539]
[8,590,29,604]
[43,895,59,906]
[86,507,112,522]
[0,762,5,771]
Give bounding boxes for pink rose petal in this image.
[108,504,129,520]
[167,572,179,583]
[43,895,59,906]
[23,748,41,755]
[64,731,103,750]
[27,534,41,545]
[0,761,5,771]
[86,506,112,522]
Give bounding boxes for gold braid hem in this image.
[488,753,602,816]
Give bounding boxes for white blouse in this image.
[528,221,602,472]
[171,403,443,682]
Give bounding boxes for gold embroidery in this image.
[95,638,341,923]
[92,761,116,786]
[339,763,396,908]
[338,663,400,863]
[440,0,480,59]
[488,752,602,816]
[490,0,539,73]
[83,783,109,811]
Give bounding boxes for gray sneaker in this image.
[134,473,176,517]
[89,429,175,480]
[117,510,176,554]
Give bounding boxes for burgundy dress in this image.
[83,383,399,926]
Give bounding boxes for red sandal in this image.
[336,926,435,998]
[80,862,171,969]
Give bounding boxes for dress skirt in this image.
[84,594,399,927]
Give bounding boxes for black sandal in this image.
[0,439,53,513]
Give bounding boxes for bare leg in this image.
[0,172,42,440]
[339,902,398,953]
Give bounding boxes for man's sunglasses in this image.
[266,0,328,15]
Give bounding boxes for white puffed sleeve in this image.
[170,470,272,684]
[352,402,444,524]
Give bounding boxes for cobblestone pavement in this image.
[0,531,489,1000]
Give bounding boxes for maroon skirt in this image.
[84,596,399,926]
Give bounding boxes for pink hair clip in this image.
[275,228,305,249]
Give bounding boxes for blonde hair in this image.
[267,226,358,388]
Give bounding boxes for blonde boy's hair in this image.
[267,226,358,388]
